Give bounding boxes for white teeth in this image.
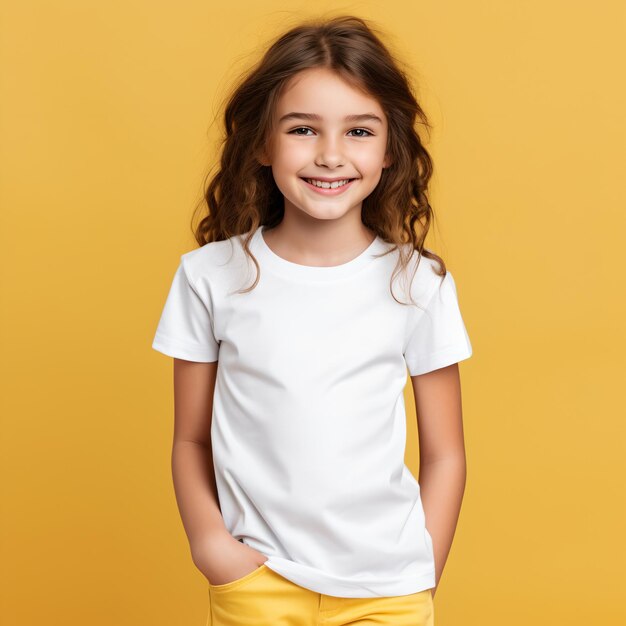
[305,178,352,189]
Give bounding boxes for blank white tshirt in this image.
[152,225,473,598]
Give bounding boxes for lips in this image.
[301,176,358,186]
[300,177,357,182]
[299,177,357,195]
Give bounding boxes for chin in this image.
[302,207,357,221]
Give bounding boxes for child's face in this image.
[261,67,391,224]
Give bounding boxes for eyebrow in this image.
[278,112,383,125]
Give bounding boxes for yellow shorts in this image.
[207,563,435,625]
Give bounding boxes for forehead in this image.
[275,67,385,120]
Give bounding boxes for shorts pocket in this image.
[209,563,269,593]
[412,589,433,602]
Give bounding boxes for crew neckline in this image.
[251,225,389,281]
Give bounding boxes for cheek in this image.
[355,154,386,176]
[349,141,388,173]
[273,138,310,168]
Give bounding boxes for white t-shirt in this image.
[152,225,472,598]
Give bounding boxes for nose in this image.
[314,134,345,169]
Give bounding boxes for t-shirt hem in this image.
[262,557,436,598]
[406,344,473,376]
[152,333,219,362]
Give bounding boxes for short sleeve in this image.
[151,259,220,362]
[403,270,472,376]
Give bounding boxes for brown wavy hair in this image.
[192,13,447,305]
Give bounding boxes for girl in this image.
[152,14,472,626]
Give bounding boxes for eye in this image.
[347,128,374,138]
[288,127,314,136]
[287,127,374,137]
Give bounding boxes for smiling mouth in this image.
[300,177,357,189]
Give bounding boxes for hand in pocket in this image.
[191,531,268,586]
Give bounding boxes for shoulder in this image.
[180,232,251,286]
[396,245,448,305]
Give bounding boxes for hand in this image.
[191,530,268,586]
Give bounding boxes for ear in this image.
[255,145,272,167]
[383,152,393,168]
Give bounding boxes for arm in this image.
[172,358,227,548]
[411,362,467,599]
[171,358,267,584]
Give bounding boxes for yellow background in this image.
[1,1,624,624]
